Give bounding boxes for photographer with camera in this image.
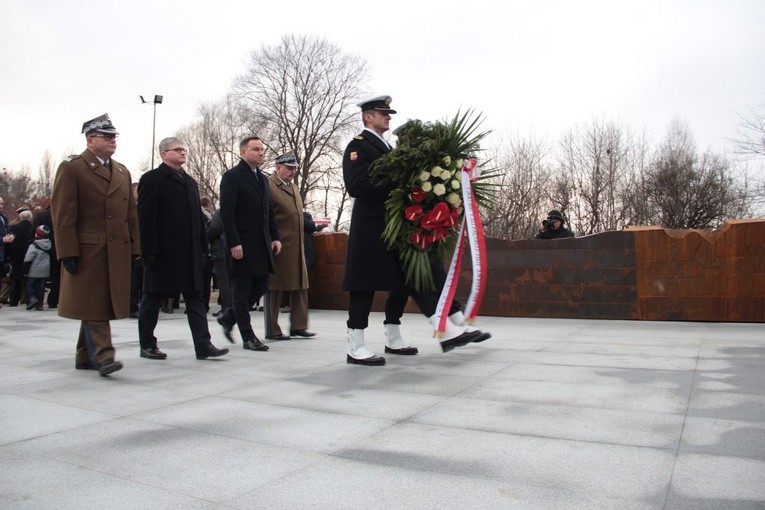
[534,210,575,240]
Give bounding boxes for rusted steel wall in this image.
[631,219,765,322]
[307,219,765,322]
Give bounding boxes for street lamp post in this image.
[139,94,163,168]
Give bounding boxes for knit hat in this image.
[35,225,51,238]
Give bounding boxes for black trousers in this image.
[347,264,459,329]
[202,261,213,311]
[139,290,211,352]
[129,259,143,314]
[223,274,268,342]
[47,258,60,307]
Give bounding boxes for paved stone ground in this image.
[0,304,763,509]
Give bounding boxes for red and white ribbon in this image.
[433,158,487,335]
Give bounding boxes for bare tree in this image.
[646,120,753,228]
[557,118,638,235]
[233,34,368,206]
[731,102,765,158]
[0,165,36,206]
[483,133,551,240]
[177,95,252,205]
[36,150,56,197]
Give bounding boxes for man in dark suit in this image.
[136,136,229,361]
[218,136,281,352]
[342,96,486,366]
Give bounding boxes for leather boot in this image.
[347,328,385,365]
[449,311,491,343]
[384,323,418,355]
[431,315,484,353]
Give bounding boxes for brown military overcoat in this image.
[267,172,308,291]
[51,150,140,320]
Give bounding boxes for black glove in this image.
[316,224,327,231]
[62,257,79,275]
[142,255,157,269]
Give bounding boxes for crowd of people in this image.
[2,96,497,377]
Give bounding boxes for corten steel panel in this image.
[632,220,765,322]
[308,220,764,322]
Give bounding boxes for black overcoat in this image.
[137,163,208,292]
[219,159,280,277]
[341,130,406,292]
[8,220,32,279]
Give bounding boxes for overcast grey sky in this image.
[1,0,763,174]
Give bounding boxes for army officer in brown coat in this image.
[265,153,315,340]
[51,114,140,376]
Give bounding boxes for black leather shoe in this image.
[196,345,230,360]
[265,334,291,340]
[347,354,386,366]
[289,329,316,337]
[217,317,235,343]
[384,345,419,355]
[472,330,492,343]
[98,359,123,376]
[243,339,269,351]
[140,347,167,360]
[75,361,96,370]
[440,330,485,353]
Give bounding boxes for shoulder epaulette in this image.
[353,135,364,140]
[64,154,81,162]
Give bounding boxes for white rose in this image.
[433,183,446,196]
[455,158,464,169]
[431,165,444,175]
[442,155,451,167]
[446,192,462,207]
[440,169,451,181]
[422,181,433,192]
[451,179,460,190]
[419,171,431,182]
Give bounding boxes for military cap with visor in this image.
[357,95,397,114]
[82,113,119,136]
[274,153,299,167]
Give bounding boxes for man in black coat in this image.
[136,136,229,361]
[342,96,486,366]
[8,207,33,306]
[218,136,281,351]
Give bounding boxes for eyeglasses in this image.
[165,148,188,154]
[91,133,118,140]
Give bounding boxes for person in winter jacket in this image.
[533,210,575,239]
[23,225,52,310]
